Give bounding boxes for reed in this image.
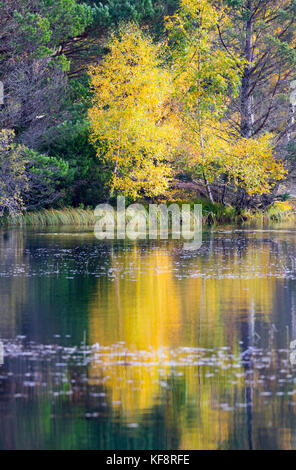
[0,199,293,228]
[0,208,96,227]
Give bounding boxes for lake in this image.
[0,224,296,450]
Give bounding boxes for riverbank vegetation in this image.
[1,0,296,222]
[0,198,293,227]
[0,207,96,228]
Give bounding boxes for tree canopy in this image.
[0,0,294,214]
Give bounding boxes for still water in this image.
[1,225,296,449]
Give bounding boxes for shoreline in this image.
[0,201,294,228]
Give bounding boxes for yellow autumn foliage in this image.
[181,119,286,195]
[88,23,181,199]
[223,133,287,196]
[168,0,286,197]
[88,2,287,202]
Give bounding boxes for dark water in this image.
[1,225,296,449]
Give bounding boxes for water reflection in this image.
[0,226,296,449]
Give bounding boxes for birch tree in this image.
[88,24,180,199]
[167,0,286,202]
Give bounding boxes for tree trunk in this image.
[221,183,227,206]
[241,0,254,138]
[288,81,296,142]
[109,126,122,200]
[287,98,296,143]
[203,170,214,203]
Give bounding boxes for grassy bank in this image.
[0,208,96,227]
[163,198,294,224]
[0,200,294,228]
[201,199,295,224]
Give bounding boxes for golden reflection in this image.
[87,239,285,448]
[89,245,181,349]
[89,245,179,412]
[88,240,280,351]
